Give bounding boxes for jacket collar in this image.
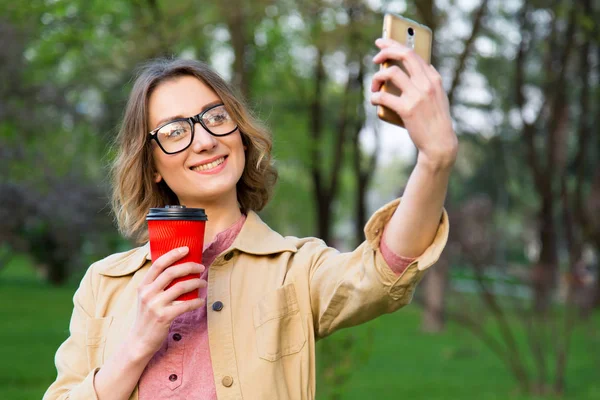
[230,210,297,255]
[98,210,296,277]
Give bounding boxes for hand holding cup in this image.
[129,247,207,359]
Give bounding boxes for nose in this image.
[190,122,218,153]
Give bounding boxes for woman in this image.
[44,37,456,400]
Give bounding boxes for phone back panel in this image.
[378,14,433,127]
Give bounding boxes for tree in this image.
[441,0,600,394]
[419,0,491,332]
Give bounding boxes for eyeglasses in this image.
[148,103,238,154]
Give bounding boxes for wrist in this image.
[417,150,457,173]
[122,334,155,366]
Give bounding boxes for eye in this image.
[158,121,191,140]
[204,108,231,126]
[168,128,184,137]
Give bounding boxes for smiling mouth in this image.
[191,156,227,172]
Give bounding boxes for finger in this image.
[371,65,415,94]
[374,39,432,88]
[157,278,207,305]
[375,38,427,65]
[425,64,445,97]
[373,49,429,87]
[150,262,205,293]
[409,63,446,109]
[168,297,206,318]
[371,90,403,115]
[142,246,189,286]
[375,37,405,50]
[373,46,418,74]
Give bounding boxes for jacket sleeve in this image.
[306,198,449,339]
[43,265,101,400]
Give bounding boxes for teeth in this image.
[192,157,225,171]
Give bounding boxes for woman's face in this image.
[148,75,245,207]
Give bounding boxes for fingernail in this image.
[179,246,189,254]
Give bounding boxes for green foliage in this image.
[316,306,600,400]
[1,0,599,396]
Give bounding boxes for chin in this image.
[183,185,238,205]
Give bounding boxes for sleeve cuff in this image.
[379,231,417,276]
[67,367,100,400]
[364,197,449,273]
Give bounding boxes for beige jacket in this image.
[44,199,449,400]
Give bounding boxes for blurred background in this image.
[0,0,599,399]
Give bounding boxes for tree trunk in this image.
[42,236,69,286]
[590,172,600,309]
[532,195,559,313]
[354,171,367,247]
[310,46,329,243]
[419,0,488,332]
[47,261,68,286]
[421,257,449,332]
[592,238,599,307]
[447,0,489,106]
[316,192,333,246]
[351,54,375,248]
[310,30,354,245]
[589,33,600,310]
[517,1,575,314]
[226,6,249,99]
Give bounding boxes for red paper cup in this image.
[147,206,208,301]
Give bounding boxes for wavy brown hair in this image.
[111,59,278,244]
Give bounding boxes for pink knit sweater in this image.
[138,215,414,399]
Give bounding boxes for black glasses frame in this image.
[148,103,238,155]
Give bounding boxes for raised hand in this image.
[371,38,458,169]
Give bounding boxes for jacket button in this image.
[222,375,234,387]
[224,251,234,261]
[172,333,182,341]
[212,301,224,311]
[169,374,178,382]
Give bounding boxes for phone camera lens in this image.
[408,27,414,36]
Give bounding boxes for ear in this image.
[243,145,248,151]
[154,172,162,183]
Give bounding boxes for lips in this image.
[190,156,227,172]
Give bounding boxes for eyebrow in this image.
[153,100,223,129]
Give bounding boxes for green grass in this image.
[316,308,600,400]
[0,257,76,399]
[1,258,598,399]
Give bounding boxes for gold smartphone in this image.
[377,13,433,127]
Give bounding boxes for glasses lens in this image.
[202,105,237,135]
[156,120,193,153]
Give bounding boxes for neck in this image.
[180,195,242,245]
